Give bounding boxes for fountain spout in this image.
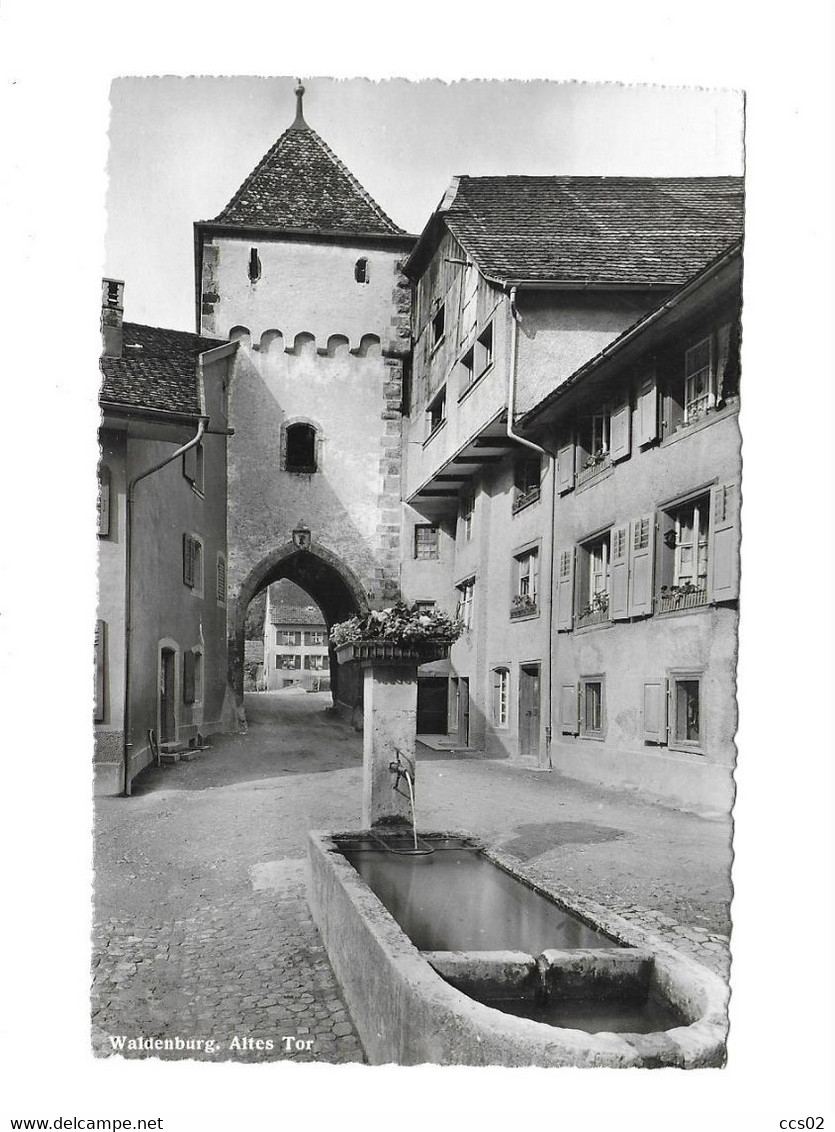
[389,749,418,850]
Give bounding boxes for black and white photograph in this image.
[2,4,832,1130]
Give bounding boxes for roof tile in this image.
[99,323,226,415]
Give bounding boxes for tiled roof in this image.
[212,121,403,236]
[269,604,326,628]
[426,175,744,286]
[99,323,226,415]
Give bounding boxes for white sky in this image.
[105,78,744,331]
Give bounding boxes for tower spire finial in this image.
[292,78,307,129]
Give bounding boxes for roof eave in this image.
[196,219,416,251]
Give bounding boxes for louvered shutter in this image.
[637,375,659,445]
[560,684,578,735]
[708,481,740,602]
[609,400,631,463]
[183,534,195,587]
[628,515,655,617]
[643,679,667,744]
[556,548,575,631]
[97,465,111,537]
[556,441,575,494]
[94,620,105,722]
[183,650,195,704]
[216,555,227,603]
[609,525,630,620]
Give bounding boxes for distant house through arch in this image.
[231,540,369,728]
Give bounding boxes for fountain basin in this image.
[307,830,728,1067]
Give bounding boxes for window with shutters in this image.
[183,534,204,596]
[97,464,111,537]
[512,455,542,513]
[278,630,302,646]
[216,554,226,606]
[575,531,611,628]
[511,546,539,619]
[277,654,302,670]
[304,630,325,646]
[456,576,475,629]
[579,676,605,739]
[658,494,710,612]
[304,654,327,671]
[414,524,439,560]
[492,667,510,727]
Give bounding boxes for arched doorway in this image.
[231,540,369,728]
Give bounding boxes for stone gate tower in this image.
[194,83,415,720]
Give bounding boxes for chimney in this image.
[101,278,125,358]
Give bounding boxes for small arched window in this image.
[248,247,261,283]
[354,257,369,284]
[285,423,317,473]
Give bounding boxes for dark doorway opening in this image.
[417,677,449,734]
[159,647,176,743]
[518,663,541,760]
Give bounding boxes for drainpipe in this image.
[122,418,207,796]
[506,285,555,770]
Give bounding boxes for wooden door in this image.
[160,648,176,743]
[417,677,449,734]
[456,677,470,745]
[518,664,540,759]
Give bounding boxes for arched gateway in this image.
[230,540,369,722]
[195,84,415,730]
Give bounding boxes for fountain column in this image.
[361,662,417,828]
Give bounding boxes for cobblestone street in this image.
[92,689,733,1063]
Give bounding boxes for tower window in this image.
[285,423,317,473]
[248,248,261,283]
[354,257,369,284]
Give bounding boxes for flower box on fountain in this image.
[330,602,463,667]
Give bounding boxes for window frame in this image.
[683,335,715,424]
[425,386,447,440]
[182,533,204,598]
[460,491,475,541]
[668,669,704,754]
[284,421,318,475]
[456,575,476,630]
[491,666,510,729]
[575,527,612,628]
[512,455,542,514]
[414,524,440,560]
[579,674,606,740]
[476,321,494,377]
[216,553,227,607]
[511,543,540,620]
[657,489,711,613]
[431,304,445,351]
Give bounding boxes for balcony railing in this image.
[658,587,709,613]
[576,453,612,488]
[512,485,541,513]
[576,606,611,629]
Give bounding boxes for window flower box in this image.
[576,451,612,487]
[512,485,541,514]
[576,591,610,628]
[510,594,538,619]
[658,585,709,613]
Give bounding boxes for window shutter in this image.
[609,400,631,463]
[636,375,659,446]
[556,441,575,494]
[556,548,575,631]
[609,524,630,620]
[643,679,667,744]
[183,534,195,587]
[97,465,111,537]
[708,481,740,602]
[94,620,106,722]
[216,555,226,603]
[183,445,197,483]
[628,514,655,617]
[560,684,578,735]
[183,650,195,704]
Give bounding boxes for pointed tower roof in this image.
[211,81,404,237]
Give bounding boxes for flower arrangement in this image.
[584,448,608,468]
[578,590,610,620]
[329,601,463,649]
[510,593,538,617]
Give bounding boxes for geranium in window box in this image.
[331,602,463,666]
[510,594,538,619]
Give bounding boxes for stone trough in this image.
[307,829,729,1068]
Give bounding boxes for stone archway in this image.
[231,539,369,729]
